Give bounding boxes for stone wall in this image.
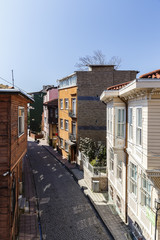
[84,166,108,192]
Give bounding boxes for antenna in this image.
[12,70,14,88]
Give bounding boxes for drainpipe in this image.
[118,96,128,224]
[155,199,160,240]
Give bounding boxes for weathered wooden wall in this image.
[0,95,10,240]
[0,94,28,240]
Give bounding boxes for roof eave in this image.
[100,90,119,103]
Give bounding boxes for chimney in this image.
[88,65,115,72]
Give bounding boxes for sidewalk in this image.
[37,137,131,240]
[19,154,39,240]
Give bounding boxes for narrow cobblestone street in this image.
[27,141,113,240]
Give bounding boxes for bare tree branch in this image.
[107,56,121,70]
[75,50,121,70]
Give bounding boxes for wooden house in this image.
[101,77,160,240]
[0,88,33,240]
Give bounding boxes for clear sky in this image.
[0,0,160,93]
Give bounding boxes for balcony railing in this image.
[69,110,76,118]
[69,133,76,142]
[82,152,106,176]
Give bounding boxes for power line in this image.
[0,75,29,95]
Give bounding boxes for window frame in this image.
[55,108,58,118]
[117,160,122,181]
[116,107,125,138]
[128,107,133,141]
[140,172,151,207]
[107,107,112,133]
[60,119,63,129]
[65,141,69,152]
[60,138,63,148]
[72,122,76,137]
[72,98,76,116]
[65,98,69,110]
[109,148,114,172]
[18,106,25,137]
[129,162,137,196]
[60,99,63,109]
[136,108,142,146]
[65,120,69,131]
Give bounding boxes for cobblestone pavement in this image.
[27,141,113,240]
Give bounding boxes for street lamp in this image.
[155,199,160,240]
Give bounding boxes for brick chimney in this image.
[88,65,115,72]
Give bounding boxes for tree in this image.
[75,50,121,71]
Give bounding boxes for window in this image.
[107,107,112,133]
[72,98,76,116]
[141,173,151,207]
[72,122,76,137]
[60,119,63,129]
[117,160,122,181]
[18,107,24,136]
[60,138,63,148]
[60,99,63,109]
[129,163,137,196]
[65,98,69,109]
[65,120,69,131]
[116,195,121,213]
[109,148,114,172]
[128,108,133,140]
[55,108,58,118]
[136,108,142,146]
[116,108,125,138]
[65,141,69,152]
[109,185,114,201]
[59,75,77,88]
[50,109,53,118]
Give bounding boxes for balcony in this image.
[69,110,76,118]
[69,133,76,142]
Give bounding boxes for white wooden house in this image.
[100,78,160,240]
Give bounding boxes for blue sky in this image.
[0,0,160,92]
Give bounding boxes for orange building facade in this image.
[58,81,77,162]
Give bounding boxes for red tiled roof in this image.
[107,81,131,90]
[139,69,160,79]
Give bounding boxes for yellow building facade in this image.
[58,84,77,162]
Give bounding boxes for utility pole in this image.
[12,70,14,88]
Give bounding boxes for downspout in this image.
[118,96,128,224]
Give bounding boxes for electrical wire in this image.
[0,76,29,95]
